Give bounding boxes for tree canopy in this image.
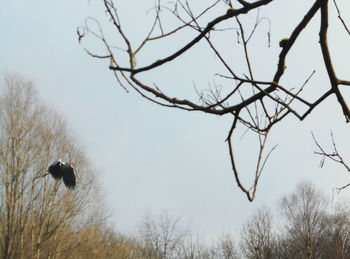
[0,74,105,258]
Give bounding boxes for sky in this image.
[1,0,350,239]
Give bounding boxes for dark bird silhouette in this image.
[47,159,76,189]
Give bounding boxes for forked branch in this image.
[80,0,350,201]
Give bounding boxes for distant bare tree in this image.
[278,182,327,259]
[176,232,205,259]
[240,207,274,259]
[213,232,239,259]
[138,210,189,258]
[316,203,350,259]
[178,231,240,259]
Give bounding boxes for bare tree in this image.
[278,182,328,259]
[240,207,274,259]
[138,210,189,258]
[176,232,205,259]
[213,232,240,259]
[0,74,104,259]
[315,203,350,259]
[79,0,350,201]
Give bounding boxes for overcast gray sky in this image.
[1,0,350,238]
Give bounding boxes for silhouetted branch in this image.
[81,0,350,201]
[313,132,350,193]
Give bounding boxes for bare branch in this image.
[81,0,350,201]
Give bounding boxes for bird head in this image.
[70,161,76,168]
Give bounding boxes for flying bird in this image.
[47,159,76,189]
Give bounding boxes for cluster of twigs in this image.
[313,132,350,193]
[79,0,350,201]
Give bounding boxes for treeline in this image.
[112,182,350,259]
[1,75,350,258]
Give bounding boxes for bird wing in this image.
[61,165,76,190]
